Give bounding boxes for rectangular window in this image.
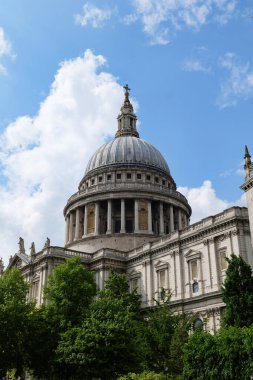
[146,174,151,181]
[127,173,132,179]
[98,176,102,182]
[192,281,199,293]
[107,174,111,181]
[220,249,227,271]
[191,260,198,279]
[159,270,166,288]
[131,278,139,292]
[155,177,159,183]
[137,173,142,180]
[162,179,166,186]
[116,173,121,180]
[91,178,95,185]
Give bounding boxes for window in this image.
[155,177,159,183]
[107,174,111,181]
[193,318,203,331]
[91,178,95,185]
[137,173,142,180]
[159,270,166,288]
[192,280,199,293]
[190,260,199,294]
[86,182,88,188]
[131,278,138,291]
[98,176,102,182]
[162,179,166,186]
[191,260,198,279]
[127,173,132,179]
[116,173,121,180]
[146,174,151,181]
[219,248,227,271]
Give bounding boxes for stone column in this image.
[184,213,188,227]
[69,212,74,242]
[148,201,152,233]
[170,205,174,233]
[38,267,43,306]
[178,208,182,230]
[95,202,100,235]
[65,215,70,244]
[74,208,80,240]
[159,202,164,234]
[83,205,88,236]
[134,199,139,233]
[106,200,112,234]
[120,199,126,233]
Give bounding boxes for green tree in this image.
[183,326,253,380]
[44,256,97,328]
[57,272,143,379]
[222,253,253,327]
[100,272,141,314]
[217,327,249,380]
[0,268,34,377]
[141,292,189,377]
[27,257,97,380]
[183,330,219,380]
[118,371,166,379]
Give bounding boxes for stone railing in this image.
[48,246,92,260]
[66,182,189,205]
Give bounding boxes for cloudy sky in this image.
[0,0,252,264]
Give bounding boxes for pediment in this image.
[184,249,201,261]
[8,252,31,270]
[154,260,168,270]
[128,269,141,278]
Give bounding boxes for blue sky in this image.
[0,0,252,262]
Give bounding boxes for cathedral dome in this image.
[85,135,170,176]
[64,85,191,255]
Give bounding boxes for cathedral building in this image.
[7,86,253,333]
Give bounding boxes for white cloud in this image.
[0,63,7,75]
[217,52,253,108]
[0,27,13,75]
[178,180,246,223]
[181,58,211,73]
[0,27,12,56]
[125,0,238,45]
[75,3,115,28]
[0,49,124,265]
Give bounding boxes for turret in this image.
[241,145,253,254]
[244,145,252,179]
[115,84,139,138]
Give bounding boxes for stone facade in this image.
[6,87,253,333]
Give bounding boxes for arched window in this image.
[193,318,203,331]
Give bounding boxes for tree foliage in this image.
[183,326,253,380]
[25,257,97,379]
[57,273,143,379]
[0,268,34,377]
[44,256,97,328]
[141,294,189,377]
[183,330,219,380]
[222,253,253,327]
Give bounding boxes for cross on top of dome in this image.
[115,84,139,138]
[123,83,130,96]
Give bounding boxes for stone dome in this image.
[85,135,171,176]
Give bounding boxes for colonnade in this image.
[65,199,189,244]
